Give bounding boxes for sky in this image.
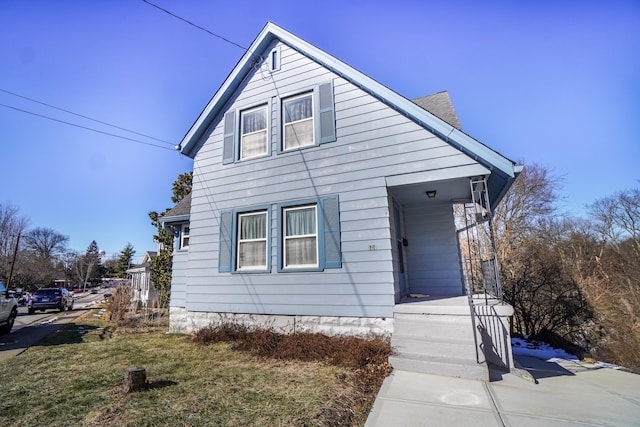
[1,0,638,263]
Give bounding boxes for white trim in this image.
[236,211,268,271]
[282,204,318,269]
[180,224,190,250]
[239,104,269,160]
[282,92,314,151]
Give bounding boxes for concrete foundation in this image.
[169,306,394,337]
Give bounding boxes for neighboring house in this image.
[126,251,158,307]
[163,23,521,379]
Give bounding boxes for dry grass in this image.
[192,321,392,424]
[0,307,391,427]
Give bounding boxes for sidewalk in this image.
[366,356,640,426]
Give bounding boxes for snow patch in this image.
[511,337,578,361]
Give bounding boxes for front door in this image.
[393,202,408,298]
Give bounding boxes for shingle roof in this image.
[412,91,461,131]
[163,192,191,221]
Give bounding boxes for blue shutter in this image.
[218,210,233,272]
[274,96,282,153]
[317,80,336,144]
[222,110,236,164]
[320,195,341,269]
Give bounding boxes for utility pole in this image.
[6,233,20,289]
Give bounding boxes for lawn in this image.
[0,308,390,426]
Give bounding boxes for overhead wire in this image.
[0,88,175,147]
[141,0,248,51]
[0,103,176,151]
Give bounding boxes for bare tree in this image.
[23,227,69,259]
[492,163,594,341]
[0,202,29,280]
[584,188,640,369]
[73,241,104,290]
[492,163,561,263]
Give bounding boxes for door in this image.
[393,202,408,298]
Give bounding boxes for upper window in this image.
[237,211,268,271]
[283,204,318,269]
[269,47,281,72]
[283,93,314,150]
[180,224,190,250]
[221,81,335,165]
[240,105,268,159]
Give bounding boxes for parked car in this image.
[27,288,74,314]
[17,292,29,306]
[0,281,18,335]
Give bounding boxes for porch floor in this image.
[395,294,510,316]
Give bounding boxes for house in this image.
[126,251,158,307]
[163,23,521,379]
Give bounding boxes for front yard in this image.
[0,308,390,426]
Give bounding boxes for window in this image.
[283,93,314,150]
[283,205,318,268]
[218,206,271,273]
[240,105,268,159]
[218,196,341,273]
[180,224,190,250]
[237,211,267,270]
[221,81,335,165]
[269,46,280,72]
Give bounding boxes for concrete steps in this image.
[390,297,489,381]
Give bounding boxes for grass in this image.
[0,307,390,426]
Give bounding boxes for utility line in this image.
[0,103,176,151]
[0,87,175,146]
[142,0,248,51]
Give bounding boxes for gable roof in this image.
[179,22,521,204]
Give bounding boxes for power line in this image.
[142,0,248,51]
[0,103,176,151]
[0,87,175,146]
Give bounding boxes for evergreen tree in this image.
[75,240,103,289]
[113,243,135,278]
[149,171,192,308]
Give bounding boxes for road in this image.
[0,290,107,362]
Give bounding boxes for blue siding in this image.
[176,42,483,318]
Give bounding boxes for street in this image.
[0,289,107,362]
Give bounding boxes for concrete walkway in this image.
[366,356,640,426]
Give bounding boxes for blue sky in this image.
[1,0,638,262]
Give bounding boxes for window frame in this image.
[282,204,319,270]
[282,92,315,151]
[219,205,272,274]
[269,46,281,72]
[239,104,269,160]
[219,196,341,274]
[236,210,269,272]
[179,223,190,251]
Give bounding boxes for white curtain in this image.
[238,213,266,269]
[284,95,313,149]
[285,207,317,266]
[241,108,267,158]
[285,96,312,122]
